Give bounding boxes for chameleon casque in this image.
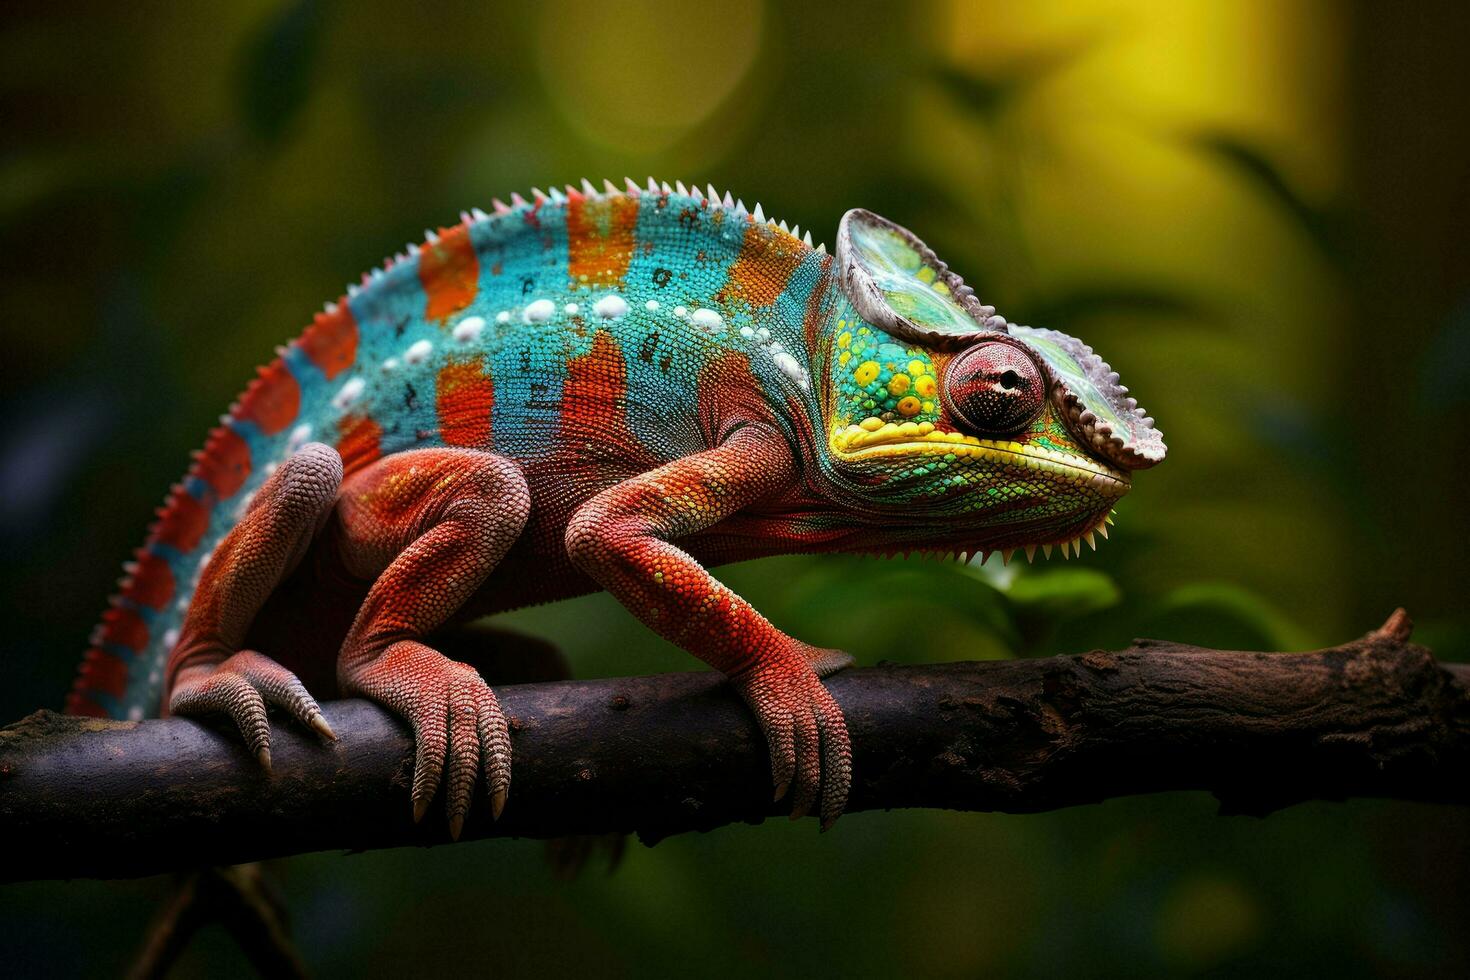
[68,178,1165,832]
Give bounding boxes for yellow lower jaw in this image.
[829,419,1129,489]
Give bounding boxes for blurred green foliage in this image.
[2,0,1468,976]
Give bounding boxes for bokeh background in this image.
[3,0,1469,975]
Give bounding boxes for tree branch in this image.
[2,610,1466,882]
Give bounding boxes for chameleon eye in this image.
[944,341,1046,435]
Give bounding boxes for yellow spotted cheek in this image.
[915,374,937,397]
[897,396,922,417]
[855,361,880,385]
[888,374,911,396]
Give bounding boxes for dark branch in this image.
[2,610,1467,882]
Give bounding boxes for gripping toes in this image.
[734,649,854,830]
[344,641,510,839]
[169,651,335,770]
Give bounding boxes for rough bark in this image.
[2,610,1466,882]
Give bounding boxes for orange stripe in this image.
[336,414,383,474]
[100,607,149,653]
[235,360,301,436]
[300,306,359,380]
[120,551,175,611]
[154,490,210,552]
[77,650,130,699]
[718,223,804,308]
[419,224,480,321]
[436,356,494,447]
[567,192,639,288]
[195,427,251,498]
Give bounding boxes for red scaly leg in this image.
[566,425,854,827]
[167,443,343,767]
[333,448,529,838]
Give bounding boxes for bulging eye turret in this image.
[943,340,1047,435]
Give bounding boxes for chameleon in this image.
[67,178,1165,833]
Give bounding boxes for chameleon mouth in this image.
[829,419,1131,495]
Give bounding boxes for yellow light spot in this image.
[860,416,884,431]
[838,350,851,366]
[915,374,937,397]
[854,360,880,385]
[897,396,922,417]
[933,281,950,295]
[837,331,852,349]
[888,373,911,396]
[916,266,936,284]
[907,359,926,376]
[922,400,934,413]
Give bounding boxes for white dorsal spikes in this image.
[646,176,660,193]
[723,191,735,208]
[790,224,801,239]
[660,180,673,193]
[735,198,747,214]
[777,218,790,234]
[581,177,598,196]
[674,180,688,196]
[752,202,766,223]
[625,176,641,194]
[471,206,490,220]
[706,183,720,202]
[424,228,439,244]
[492,198,510,213]
[530,187,548,202]
[548,187,567,204]
[803,230,814,247]
[510,192,528,207]
[604,178,619,195]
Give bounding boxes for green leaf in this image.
[1143,582,1316,651]
[1005,568,1121,619]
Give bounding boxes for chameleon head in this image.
[815,208,1166,555]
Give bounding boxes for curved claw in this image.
[343,641,511,837]
[734,649,854,828]
[170,649,332,770]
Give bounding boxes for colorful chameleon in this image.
[69,179,1165,832]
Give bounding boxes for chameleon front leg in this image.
[167,443,344,766]
[333,448,530,838]
[566,425,854,827]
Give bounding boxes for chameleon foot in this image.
[170,650,335,770]
[732,645,853,830]
[342,640,511,839]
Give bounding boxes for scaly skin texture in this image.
[70,179,1165,832]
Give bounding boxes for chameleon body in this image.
[69,178,1165,830]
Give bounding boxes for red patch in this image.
[65,689,111,717]
[235,360,301,435]
[195,427,251,498]
[300,306,359,380]
[153,490,210,552]
[558,331,662,480]
[100,606,149,652]
[336,414,383,475]
[77,649,130,699]
[120,551,175,611]
[436,357,494,448]
[419,224,480,321]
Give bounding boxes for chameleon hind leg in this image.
[566,424,854,828]
[167,442,344,766]
[332,448,530,838]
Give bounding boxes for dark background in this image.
[2,1,1468,975]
